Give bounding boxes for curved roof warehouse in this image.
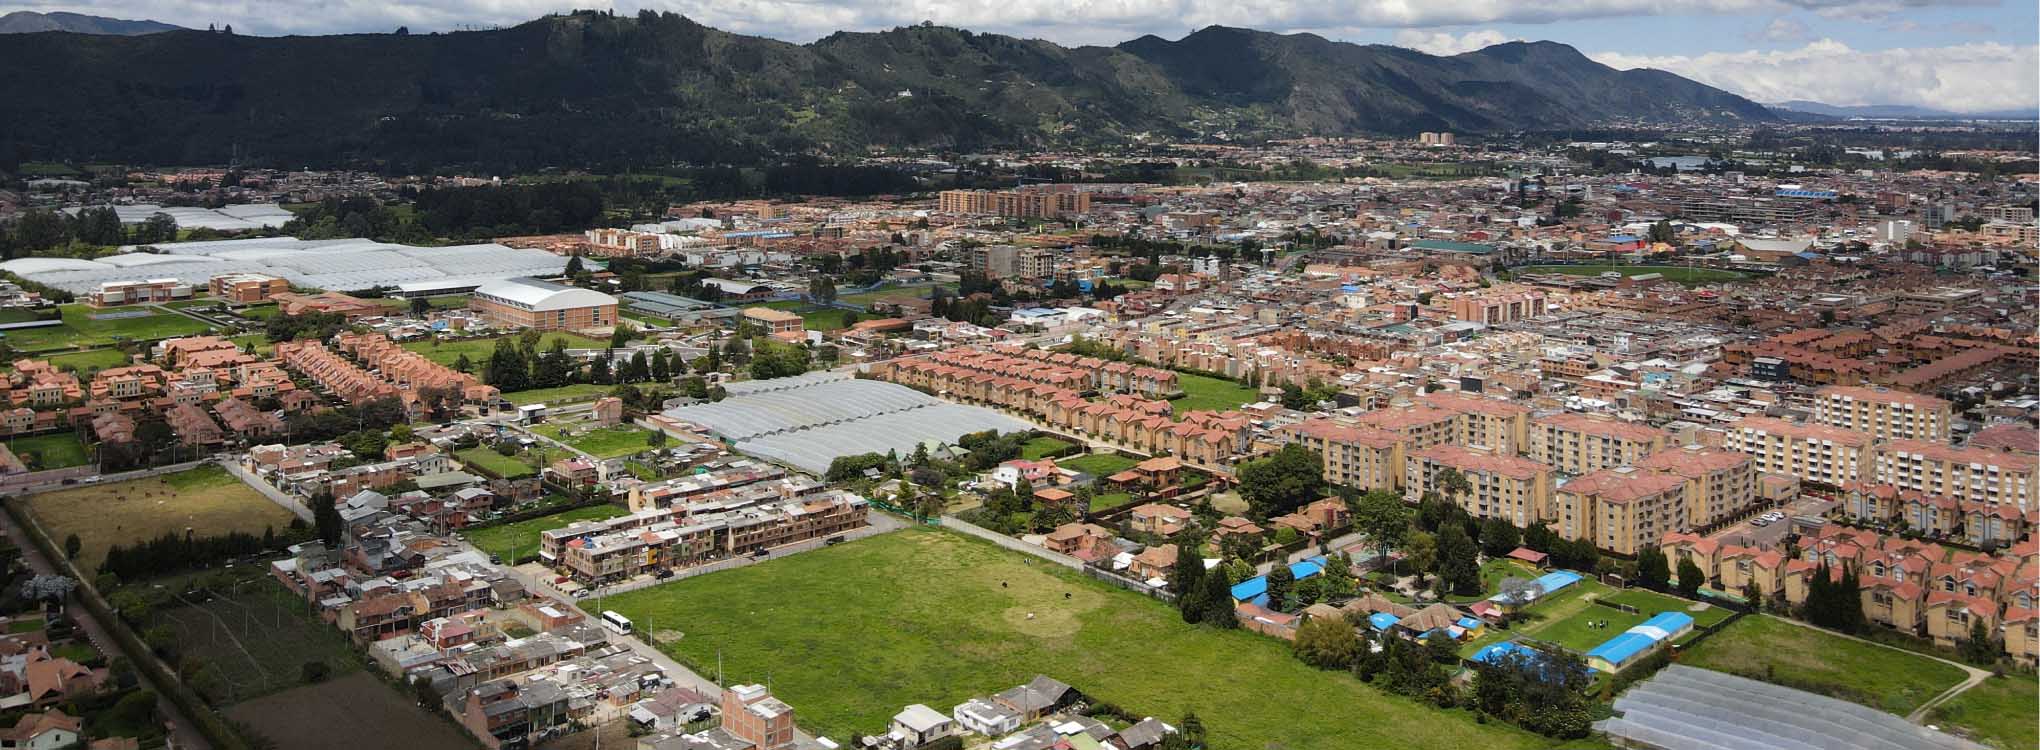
[471,277,621,331]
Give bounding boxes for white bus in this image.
[601,610,633,635]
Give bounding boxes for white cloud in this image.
[1392,29,1520,55]
[1747,17,1809,42]
[1593,39,2039,111]
[0,0,2005,41]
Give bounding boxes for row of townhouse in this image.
[333,331,501,407]
[277,339,399,404]
[1724,416,2037,510]
[542,489,868,585]
[1837,483,2037,548]
[1662,527,2039,664]
[930,345,1183,398]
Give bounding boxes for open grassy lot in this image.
[604,529,1550,750]
[463,504,631,563]
[1060,452,1139,478]
[45,348,133,373]
[1019,436,1077,460]
[1519,582,1645,654]
[1601,588,1734,628]
[533,423,658,459]
[147,575,362,702]
[1929,674,2039,750]
[227,672,471,750]
[25,464,297,572]
[0,304,215,352]
[1171,372,1259,415]
[1517,265,1748,284]
[402,331,607,367]
[1680,615,1967,715]
[4,432,90,470]
[455,447,536,479]
[839,285,934,306]
[1090,492,1132,511]
[503,383,611,406]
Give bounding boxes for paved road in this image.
[0,512,211,750]
[0,458,213,497]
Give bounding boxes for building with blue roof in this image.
[1367,612,1401,631]
[1585,611,1695,672]
[1229,557,1327,607]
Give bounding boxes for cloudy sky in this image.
[6,0,2036,112]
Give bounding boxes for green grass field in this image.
[455,448,536,479]
[1171,372,1260,415]
[1929,674,2038,750]
[534,423,657,459]
[26,464,297,572]
[1517,265,1748,284]
[463,504,631,562]
[1019,436,1077,460]
[603,529,1548,750]
[402,332,607,367]
[0,304,216,352]
[1091,492,1132,511]
[1060,452,1139,478]
[1517,579,1643,653]
[838,285,934,306]
[1600,589,1735,628]
[1681,615,1967,714]
[4,433,90,470]
[44,348,133,373]
[503,384,612,406]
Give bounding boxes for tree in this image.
[1236,444,1323,518]
[411,675,441,711]
[409,297,430,317]
[21,574,75,602]
[1293,616,1361,669]
[302,661,332,683]
[1478,517,1520,559]
[62,534,80,560]
[1197,568,1237,628]
[1404,531,1436,585]
[809,275,838,304]
[483,337,529,392]
[748,338,810,380]
[1351,490,1409,564]
[311,491,342,546]
[564,255,585,277]
[1436,524,1481,596]
[1171,549,1206,624]
[1266,564,1295,612]
[1959,617,1999,665]
[1632,547,1669,592]
[1675,558,1705,599]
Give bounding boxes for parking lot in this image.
[1705,494,1835,548]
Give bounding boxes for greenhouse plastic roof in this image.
[665,372,1031,475]
[0,236,570,294]
[67,203,296,232]
[1595,665,1984,750]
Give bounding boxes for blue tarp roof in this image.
[1534,571,1582,593]
[1607,234,1641,243]
[1456,617,1484,630]
[1229,557,1328,604]
[1586,632,1658,665]
[1471,641,1535,665]
[1367,613,1400,630]
[1637,611,1695,634]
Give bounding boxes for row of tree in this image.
[0,207,179,259]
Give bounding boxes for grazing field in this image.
[1929,674,2039,750]
[1171,372,1260,415]
[1601,588,1735,628]
[4,432,90,470]
[1059,452,1139,479]
[0,304,216,352]
[502,383,611,406]
[1680,615,1967,714]
[25,464,297,571]
[402,331,607,367]
[150,576,361,702]
[1517,265,1749,284]
[603,529,1548,750]
[533,423,658,459]
[227,672,470,750]
[455,447,536,479]
[463,504,631,563]
[1019,436,1078,460]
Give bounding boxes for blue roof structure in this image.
[1635,611,1695,636]
[1775,188,1838,200]
[1367,612,1400,631]
[1456,617,1484,630]
[1470,641,1536,665]
[1586,632,1658,666]
[1607,234,1641,243]
[1229,557,1328,605]
[1534,571,1583,594]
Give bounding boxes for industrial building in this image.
[469,278,620,331]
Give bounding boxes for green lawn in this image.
[1517,265,1748,284]
[228,333,274,356]
[1600,589,1735,628]
[463,504,632,562]
[4,432,90,470]
[1171,372,1260,415]
[1019,436,1077,460]
[1060,452,1139,479]
[0,304,215,352]
[456,448,536,479]
[603,528,1549,750]
[1929,674,2039,750]
[533,424,657,459]
[1518,580,1645,653]
[1681,615,1967,715]
[402,332,608,367]
[838,285,934,306]
[44,348,132,373]
[502,384,612,406]
[1090,492,1132,511]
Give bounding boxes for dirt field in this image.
[26,465,297,572]
[226,672,471,750]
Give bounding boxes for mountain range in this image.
[0,10,181,35]
[1768,100,2037,121]
[0,11,1778,171]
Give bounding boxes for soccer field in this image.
[603,528,1548,750]
[0,304,216,352]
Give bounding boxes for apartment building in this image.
[1812,385,1952,441]
[1354,402,1460,450]
[544,491,868,585]
[1420,391,1531,454]
[937,189,1091,219]
[470,277,619,331]
[722,684,797,750]
[207,272,291,303]
[1285,418,1405,492]
[1552,467,1688,556]
[1636,445,1758,528]
[1404,444,1552,527]
[1874,439,2037,511]
[1527,412,1667,475]
[1724,416,1876,487]
[87,278,190,307]
[963,245,1020,278]
[742,307,805,335]
[1446,288,1547,325]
